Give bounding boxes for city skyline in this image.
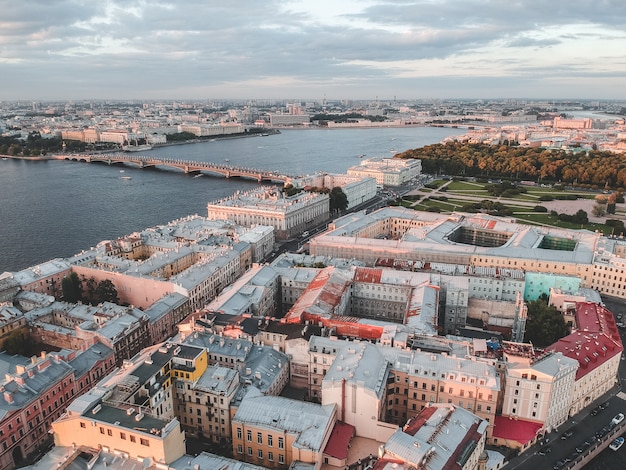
[2,0,625,101]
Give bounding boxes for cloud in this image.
[1,0,625,99]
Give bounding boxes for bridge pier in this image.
[184,165,189,174]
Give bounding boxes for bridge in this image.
[54,153,296,183]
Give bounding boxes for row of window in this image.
[236,446,285,463]
[87,423,150,446]
[236,429,284,449]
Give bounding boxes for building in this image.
[207,187,330,240]
[51,391,186,465]
[0,353,75,470]
[498,351,578,446]
[287,173,378,210]
[378,404,489,470]
[548,302,623,416]
[347,158,421,186]
[231,388,336,469]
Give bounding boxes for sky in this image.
[1,0,625,101]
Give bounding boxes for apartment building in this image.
[52,391,186,465]
[379,403,489,470]
[231,388,336,469]
[176,365,239,444]
[207,186,330,239]
[549,302,623,416]
[499,351,578,443]
[11,259,71,299]
[0,353,75,470]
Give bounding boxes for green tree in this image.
[84,276,98,304]
[524,300,569,347]
[94,279,119,304]
[2,330,28,355]
[329,187,348,214]
[61,272,82,303]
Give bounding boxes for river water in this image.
[0,126,462,272]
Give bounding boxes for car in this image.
[612,413,625,426]
[561,430,574,440]
[610,436,625,451]
[591,405,602,416]
[538,446,551,455]
[600,401,610,410]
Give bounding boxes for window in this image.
[99,427,105,435]
[120,432,126,440]
[237,444,243,454]
[107,429,113,436]
[258,449,263,459]
[247,447,253,456]
[279,454,284,464]
[268,451,274,461]
[140,438,149,446]
[257,432,263,444]
[130,435,136,443]
[247,430,252,442]
[268,435,273,447]
[237,428,242,439]
[80,422,86,429]
[278,437,284,449]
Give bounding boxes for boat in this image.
[193,174,203,178]
[122,143,153,152]
[225,158,230,162]
[389,148,396,153]
[120,176,132,180]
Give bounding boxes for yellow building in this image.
[52,393,186,465]
[232,389,336,469]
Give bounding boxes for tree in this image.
[329,187,348,214]
[84,276,98,304]
[592,204,606,217]
[524,300,569,347]
[95,279,119,304]
[61,272,82,303]
[2,330,28,356]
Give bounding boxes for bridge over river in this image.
[53,153,297,183]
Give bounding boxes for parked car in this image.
[538,446,551,455]
[609,436,624,451]
[612,413,625,426]
[561,430,574,440]
[591,405,602,416]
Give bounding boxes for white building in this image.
[207,186,329,239]
[347,158,421,186]
[287,173,378,210]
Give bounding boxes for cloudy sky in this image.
[2,0,625,101]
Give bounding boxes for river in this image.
[0,126,463,272]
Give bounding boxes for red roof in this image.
[493,416,542,444]
[548,302,623,380]
[353,267,383,283]
[323,421,355,460]
[403,406,438,436]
